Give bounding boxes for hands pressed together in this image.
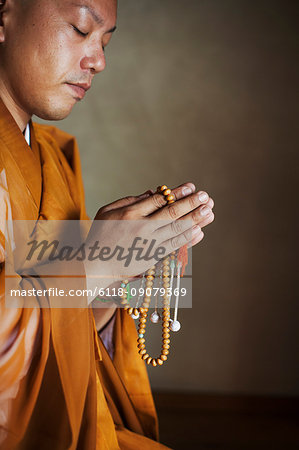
[89,182,214,330]
[86,182,214,288]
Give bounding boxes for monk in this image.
[0,0,215,448]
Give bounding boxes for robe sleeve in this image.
[0,124,89,392]
[0,124,86,394]
[98,312,116,360]
[0,169,40,397]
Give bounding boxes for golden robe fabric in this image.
[0,98,170,449]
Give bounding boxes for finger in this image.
[131,182,197,217]
[156,200,214,238]
[171,182,196,202]
[196,208,215,228]
[187,230,205,248]
[185,204,215,228]
[98,191,152,214]
[161,224,203,255]
[151,190,211,224]
[154,204,214,243]
[153,217,194,243]
[179,199,214,228]
[207,197,214,210]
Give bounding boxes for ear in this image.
[0,0,7,43]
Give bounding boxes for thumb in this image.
[96,190,152,215]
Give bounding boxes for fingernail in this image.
[192,224,201,232]
[200,206,211,216]
[182,187,192,196]
[198,191,209,202]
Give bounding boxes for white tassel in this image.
[170,261,181,332]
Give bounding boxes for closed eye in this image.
[72,25,88,37]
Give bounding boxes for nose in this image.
[80,47,106,74]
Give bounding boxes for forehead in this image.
[65,0,117,20]
[25,0,117,27]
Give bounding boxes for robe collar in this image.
[24,123,30,146]
[0,97,42,213]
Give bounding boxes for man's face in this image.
[0,0,117,120]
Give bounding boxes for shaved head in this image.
[0,0,117,129]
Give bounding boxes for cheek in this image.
[34,36,72,82]
[23,28,80,86]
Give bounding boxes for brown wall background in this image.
[36,0,299,395]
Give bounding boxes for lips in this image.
[66,83,91,100]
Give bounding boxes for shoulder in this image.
[32,123,78,167]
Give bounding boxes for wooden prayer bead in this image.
[121,185,182,367]
[166,194,174,202]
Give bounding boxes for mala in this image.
[120,185,188,367]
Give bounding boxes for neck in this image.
[0,80,31,132]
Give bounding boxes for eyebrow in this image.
[71,3,117,33]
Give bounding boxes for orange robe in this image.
[0,98,170,449]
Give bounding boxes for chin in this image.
[34,107,73,120]
[35,103,76,121]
